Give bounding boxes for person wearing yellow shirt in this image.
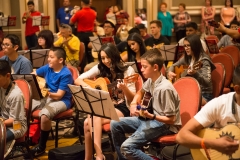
[54,23,80,68]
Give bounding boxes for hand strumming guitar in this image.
[168,71,177,80]
[130,103,139,117]
[187,66,197,75]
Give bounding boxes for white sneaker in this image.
[4,139,15,158]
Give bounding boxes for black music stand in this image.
[30,49,50,68]
[159,45,176,62]
[68,84,119,160]
[11,74,43,100]
[89,36,102,52]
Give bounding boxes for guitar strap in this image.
[232,93,236,114]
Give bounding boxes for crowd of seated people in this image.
[1,0,240,159]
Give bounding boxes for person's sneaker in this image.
[30,145,45,157]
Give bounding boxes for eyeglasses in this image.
[103,26,112,29]
[183,44,191,48]
[1,43,13,48]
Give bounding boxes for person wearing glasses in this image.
[0,34,32,74]
[167,34,215,106]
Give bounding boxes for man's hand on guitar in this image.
[168,71,176,80]
[211,136,239,156]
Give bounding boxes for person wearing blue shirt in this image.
[56,0,73,31]
[0,34,33,74]
[30,47,73,157]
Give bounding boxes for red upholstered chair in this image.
[6,79,33,159]
[211,53,234,94]
[31,66,82,148]
[205,35,219,43]
[152,77,201,160]
[211,63,225,98]
[102,74,144,151]
[220,46,240,67]
[0,120,6,160]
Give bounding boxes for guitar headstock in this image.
[123,73,139,83]
[193,61,203,70]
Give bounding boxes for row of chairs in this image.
[2,65,83,159]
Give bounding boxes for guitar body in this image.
[36,76,48,97]
[83,77,110,92]
[191,124,240,160]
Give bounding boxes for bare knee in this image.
[41,115,50,124]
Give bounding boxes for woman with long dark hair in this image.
[167,34,215,105]
[31,29,54,49]
[74,43,136,160]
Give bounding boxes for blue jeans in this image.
[6,128,15,142]
[110,117,173,160]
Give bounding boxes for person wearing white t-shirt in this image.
[176,64,240,156]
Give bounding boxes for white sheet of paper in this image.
[32,16,41,26]
[68,84,119,121]
[0,17,8,27]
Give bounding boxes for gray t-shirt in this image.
[0,55,33,74]
[0,83,27,139]
[142,74,181,133]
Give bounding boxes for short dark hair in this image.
[233,64,240,85]
[150,20,162,28]
[4,34,20,51]
[179,3,186,9]
[136,23,146,30]
[50,47,66,65]
[37,30,54,49]
[225,0,233,7]
[128,27,140,35]
[0,60,11,76]
[185,22,198,30]
[27,1,34,5]
[230,20,239,26]
[141,48,164,71]
[82,0,90,5]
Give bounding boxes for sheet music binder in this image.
[41,16,50,26]
[8,16,16,26]
[0,17,8,27]
[159,45,177,61]
[11,74,43,100]
[115,14,125,25]
[32,16,41,26]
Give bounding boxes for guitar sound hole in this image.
[95,85,102,90]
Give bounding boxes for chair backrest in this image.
[220,46,240,67]
[205,35,219,43]
[67,65,79,81]
[211,63,226,98]
[211,53,234,87]
[79,42,85,64]
[14,79,32,138]
[0,120,6,160]
[173,77,201,126]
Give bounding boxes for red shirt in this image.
[23,11,41,36]
[71,7,96,32]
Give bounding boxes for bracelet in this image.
[201,139,211,160]
[152,114,156,120]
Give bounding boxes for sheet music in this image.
[41,16,50,26]
[32,16,41,26]
[68,84,119,121]
[0,17,8,27]
[89,36,101,52]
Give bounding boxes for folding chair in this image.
[211,63,226,98]
[220,45,240,67]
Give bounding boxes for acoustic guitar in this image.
[36,76,49,97]
[146,43,164,50]
[190,124,240,160]
[137,92,153,119]
[83,73,139,92]
[170,61,203,83]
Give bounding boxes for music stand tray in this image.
[159,45,176,61]
[89,36,101,52]
[68,84,119,159]
[18,50,31,60]
[11,74,43,100]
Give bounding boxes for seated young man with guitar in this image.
[30,47,73,157]
[176,65,240,160]
[167,34,215,105]
[110,48,181,160]
[74,43,136,160]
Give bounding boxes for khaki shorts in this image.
[32,98,67,120]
